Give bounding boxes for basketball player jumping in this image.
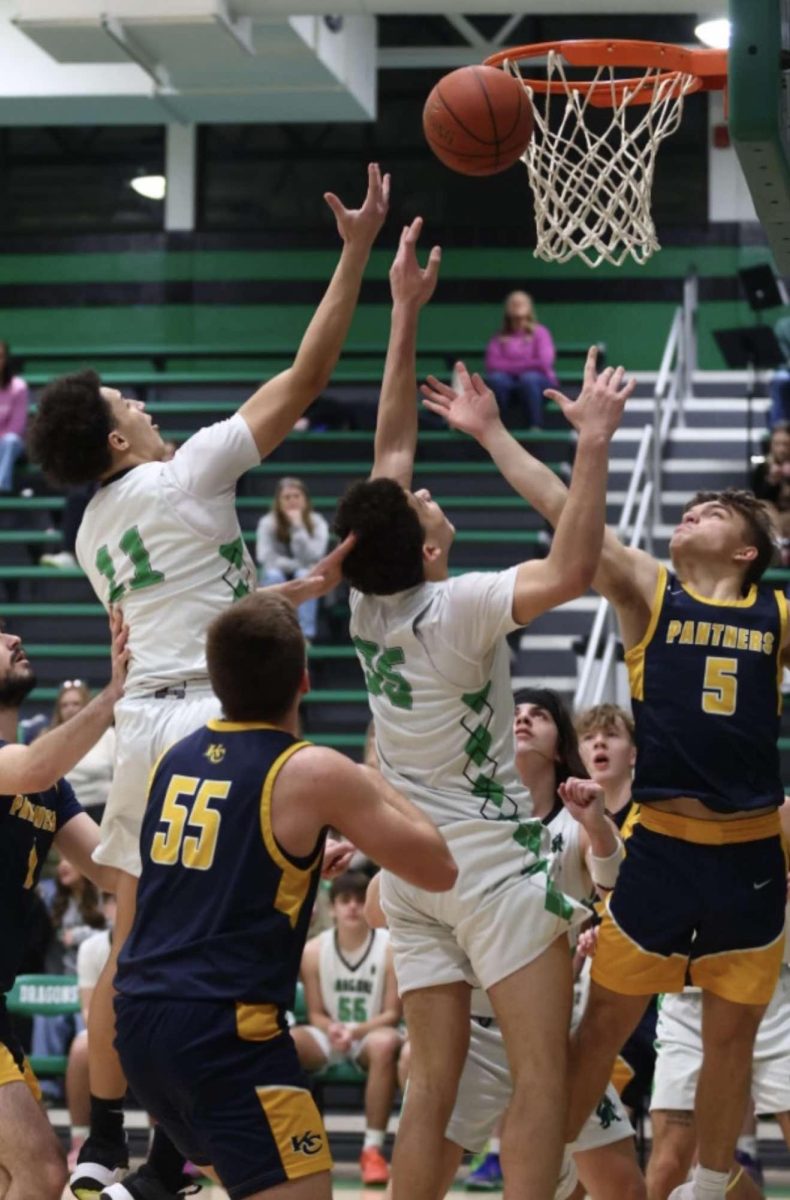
[28,163,390,1200]
[334,220,634,1199]
[423,355,788,1200]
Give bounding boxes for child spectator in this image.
[752,423,790,565]
[0,341,28,492]
[292,870,403,1185]
[484,291,558,428]
[255,476,329,642]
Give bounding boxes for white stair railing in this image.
[573,272,698,711]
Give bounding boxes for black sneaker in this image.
[70,1138,129,1200]
[100,1164,201,1200]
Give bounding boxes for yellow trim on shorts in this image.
[679,580,758,608]
[259,741,322,929]
[256,1085,333,1179]
[775,589,788,715]
[591,898,688,997]
[610,1055,635,1098]
[235,1002,283,1042]
[639,805,780,845]
[691,932,784,1005]
[624,565,667,702]
[0,1045,41,1103]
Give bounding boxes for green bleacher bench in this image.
[20,642,361,662]
[0,494,547,515]
[6,974,80,1077]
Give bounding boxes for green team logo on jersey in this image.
[219,536,254,600]
[353,638,412,710]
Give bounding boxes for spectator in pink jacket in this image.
[484,291,558,428]
[0,342,29,492]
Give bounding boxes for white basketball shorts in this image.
[445,1016,634,1154]
[379,819,587,996]
[652,967,790,1116]
[93,684,221,877]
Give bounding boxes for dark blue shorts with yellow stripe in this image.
[592,807,786,1006]
[115,996,332,1200]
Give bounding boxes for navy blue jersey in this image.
[0,745,82,993]
[117,721,326,1009]
[627,567,786,813]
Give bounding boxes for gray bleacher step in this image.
[511,674,577,694]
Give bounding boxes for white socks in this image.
[693,1165,730,1199]
[364,1129,385,1150]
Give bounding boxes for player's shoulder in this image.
[277,743,355,789]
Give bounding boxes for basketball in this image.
[422,65,534,176]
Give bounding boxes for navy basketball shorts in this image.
[593,807,786,1005]
[115,996,332,1200]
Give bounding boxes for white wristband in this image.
[590,838,625,889]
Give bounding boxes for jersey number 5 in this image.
[150,775,231,871]
[702,656,738,716]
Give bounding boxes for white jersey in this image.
[318,927,390,1025]
[350,568,531,828]
[546,804,594,911]
[76,415,259,696]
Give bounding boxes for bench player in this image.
[28,164,390,1200]
[423,358,788,1200]
[112,589,457,1200]
[334,220,633,1199]
[293,870,402,1185]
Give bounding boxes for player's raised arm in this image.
[422,350,658,633]
[370,218,441,488]
[237,163,390,459]
[0,609,128,795]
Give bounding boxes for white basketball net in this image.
[504,51,699,268]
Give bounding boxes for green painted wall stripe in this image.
[0,244,774,286]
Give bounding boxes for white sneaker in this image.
[554,1149,578,1200]
[40,550,77,568]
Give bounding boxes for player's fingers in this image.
[326,533,357,564]
[470,372,489,396]
[423,374,455,400]
[406,215,423,243]
[547,389,574,420]
[422,399,451,421]
[610,365,625,390]
[381,172,391,205]
[455,361,474,390]
[583,344,599,385]
[323,192,345,221]
[618,376,638,401]
[424,245,442,285]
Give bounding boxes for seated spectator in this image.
[49,680,115,825]
[292,870,403,1186]
[484,291,558,428]
[0,341,28,492]
[255,476,329,642]
[752,422,790,564]
[66,892,115,1171]
[769,314,790,428]
[32,857,106,1101]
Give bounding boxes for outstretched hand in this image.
[545,345,635,441]
[420,361,502,445]
[260,534,357,608]
[324,163,390,250]
[389,217,441,309]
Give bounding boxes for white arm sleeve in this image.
[439,568,521,657]
[166,413,260,500]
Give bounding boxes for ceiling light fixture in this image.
[131,174,166,201]
[694,18,731,49]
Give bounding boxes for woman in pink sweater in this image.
[0,343,29,492]
[484,291,558,428]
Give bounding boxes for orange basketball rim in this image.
[485,40,728,108]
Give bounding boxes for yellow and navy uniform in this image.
[0,752,82,1099]
[115,720,332,1199]
[593,568,787,1006]
[628,566,786,812]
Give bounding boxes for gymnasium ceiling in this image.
[0,0,729,125]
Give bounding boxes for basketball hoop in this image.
[484,41,728,268]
